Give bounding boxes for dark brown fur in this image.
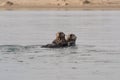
[52,32,67,46]
[66,34,77,46]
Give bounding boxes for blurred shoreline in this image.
[0,0,120,10]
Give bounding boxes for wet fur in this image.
[41,32,67,48]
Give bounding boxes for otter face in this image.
[56,32,65,39]
[67,34,77,46]
[67,34,77,41]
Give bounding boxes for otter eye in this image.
[70,34,72,37]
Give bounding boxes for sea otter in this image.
[66,34,77,46]
[41,32,68,48]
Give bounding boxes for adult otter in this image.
[52,32,67,46]
[66,34,77,46]
[41,32,67,48]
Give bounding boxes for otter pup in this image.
[41,32,67,48]
[66,34,77,46]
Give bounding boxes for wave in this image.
[0,45,78,54]
[0,45,42,53]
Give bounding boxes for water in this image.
[0,10,120,80]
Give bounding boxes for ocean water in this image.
[0,10,120,80]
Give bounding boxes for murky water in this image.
[0,10,120,80]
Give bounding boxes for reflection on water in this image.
[0,11,120,80]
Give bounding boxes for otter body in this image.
[41,43,67,48]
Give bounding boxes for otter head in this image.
[67,34,77,41]
[67,34,77,46]
[56,32,65,40]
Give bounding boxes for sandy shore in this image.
[0,0,120,10]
